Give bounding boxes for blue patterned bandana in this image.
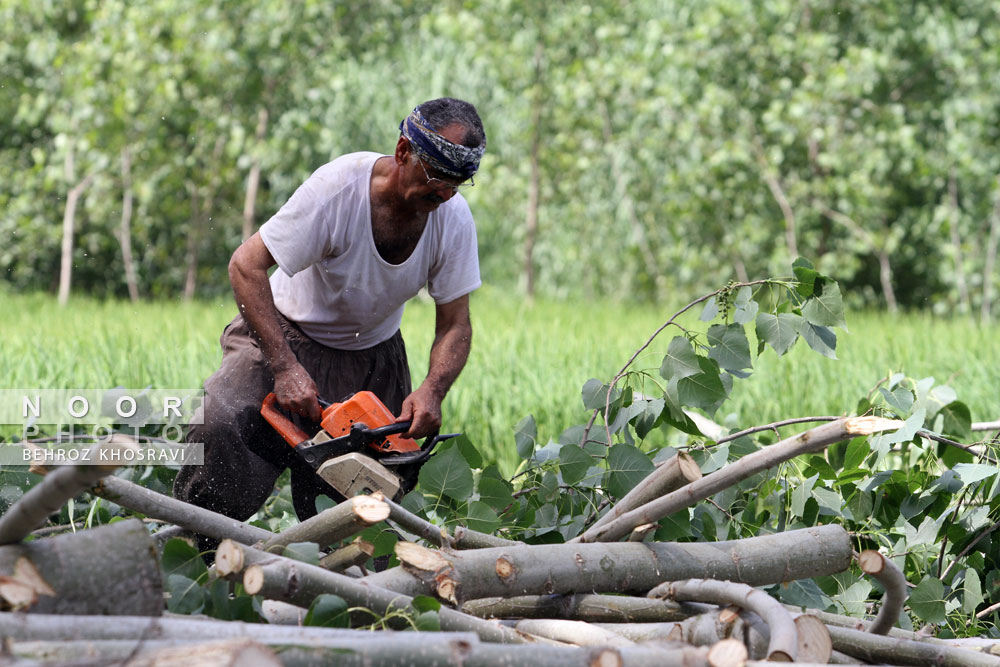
[399,108,485,180]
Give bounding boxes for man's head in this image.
[399,98,486,183]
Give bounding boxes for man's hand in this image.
[272,361,322,422]
[397,385,443,439]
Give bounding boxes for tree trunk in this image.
[982,175,1000,323]
[578,417,900,543]
[183,135,226,301]
[523,41,543,300]
[366,525,852,603]
[0,519,162,616]
[119,145,140,301]
[242,107,269,241]
[57,145,96,306]
[876,248,898,313]
[753,139,799,259]
[948,171,971,313]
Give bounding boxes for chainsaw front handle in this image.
[261,392,310,448]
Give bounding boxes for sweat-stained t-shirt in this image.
[258,152,481,350]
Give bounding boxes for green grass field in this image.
[2,288,998,476]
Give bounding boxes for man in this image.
[174,97,485,529]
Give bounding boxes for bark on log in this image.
[260,599,307,626]
[221,539,526,644]
[365,525,852,603]
[588,452,702,535]
[452,525,521,549]
[577,417,902,543]
[0,519,162,616]
[91,475,274,545]
[827,622,1000,667]
[462,594,692,623]
[648,579,798,662]
[320,539,374,572]
[257,495,389,554]
[128,639,281,667]
[0,439,129,545]
[857,549,907,635]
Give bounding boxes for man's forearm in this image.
[229,262,297,371]
[420,320,472,400]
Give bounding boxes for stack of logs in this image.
[1,423,999,666]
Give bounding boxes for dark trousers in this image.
[173,314,411,540]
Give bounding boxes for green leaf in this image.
[770,579,831,610]
[412,595,441,613]
[792,257,819,297]
[879,386,914,416]
[558,444,596,486]
[582,379,618,411]
[938,401,972,440]
[836,580,873,616]
[953,463,999,486]
[755,312,802,356]
[414,610,441,631]
[454,434,483,469]
[842,437,870,472]
[660,336,701,381]
[604,443,655,499]
[801,282,847,329]
[161,538,208,582]
[632,398,664,439]
[909,577,946,624]
[964,569,984,614]
[465,501,500,533]
[707,324,752,372]
[846,490,873,521]
[418,446,474,502]
[513,415,537,459]
[792,474,818,517]
[205,578,232,620]
[477,477,515,512]
[166,574,205,615]
[801,323,837,359]
[283,542,320,566]
[676,358,729,415]
[314,494,336,514]
[811,487,843,515]
[700,297,719,321]
[304,594,349,628]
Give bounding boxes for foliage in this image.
[2,1,1000,313]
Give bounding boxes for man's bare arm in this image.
[397,294,473,438]
[228,232,322,421]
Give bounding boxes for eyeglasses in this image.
[415,156,474,191]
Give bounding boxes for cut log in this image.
[363,525,852,603]
[588,452,702,535]
[0,519,162,616]
[320,539,375,572]
[577,417,902,542]
[257,495,389,554]
[857,549,907,635]
[260,599,307,626]
[452,525,521,549]
[0,438,131,545]
[127,639,281,667]
[649,579,797,662]
[793,614,833,663]
[92,475,274,545]
[707,638,748,667]
[511,619,635,647]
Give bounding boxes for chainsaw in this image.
[260,390,457,501]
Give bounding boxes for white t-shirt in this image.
[259,152,481,350]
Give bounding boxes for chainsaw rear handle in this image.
[261,393,310,448]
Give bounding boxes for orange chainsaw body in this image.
[319,391,420,453]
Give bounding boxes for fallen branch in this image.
[587,452,702,535]
[827,622,1000,667]
[509,619,635,647]
[714,417,841,445]
[576,417,902,543]
[259,600,307,626]
[365,525,852,603]
[858,549,907,635]
[220,539,527,644]
[257,494,389,554]
[0,519,162,616]
[649,578,798,661]
[0,438,130,545]
[462,594,692,623]
[91,474,274,545]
